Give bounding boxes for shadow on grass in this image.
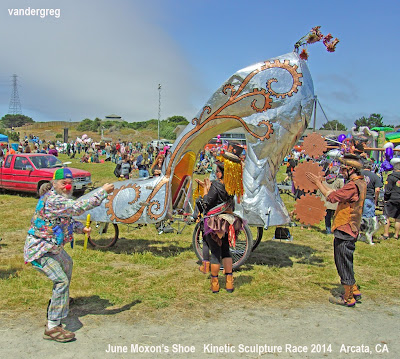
[74,237,192,257]
[235,275,254,288]
[64,295,141,332]
[320,283,345,296]
[287,223,327,235]
[0,268,19,279]
[246,240,324,268]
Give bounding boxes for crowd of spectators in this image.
[0,135,170,179]
[280,143,400,240]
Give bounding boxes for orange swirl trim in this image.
[105,178,169,224]
[106,58,304,224]
[166,58,303,176]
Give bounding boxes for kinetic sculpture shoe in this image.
[199,260,210,274]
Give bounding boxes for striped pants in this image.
[333,238,356,286]
[34,249,73,321]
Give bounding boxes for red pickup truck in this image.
[0,154,91,196]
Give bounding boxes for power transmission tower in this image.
[9,74,22,115]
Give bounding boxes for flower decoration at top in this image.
[294,26,340,60]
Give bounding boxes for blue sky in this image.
[0,0,399,130]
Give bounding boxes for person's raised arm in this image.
[306,172,334,197]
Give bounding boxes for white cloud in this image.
[0,0,202,122]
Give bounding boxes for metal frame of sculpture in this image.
[76,52,315,229]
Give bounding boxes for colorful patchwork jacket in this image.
[24,188,108,263]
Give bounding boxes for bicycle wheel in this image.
[88,222,119,248]
[230,224,253,268]
[192,222,204,262]
[192,222,253,270]
[251,227,264,251]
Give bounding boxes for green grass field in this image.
[1,154,399,319]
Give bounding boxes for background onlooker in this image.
[361,160,383,218]
[151,153,164,176]
[317,167,344,234]
[136,150,149,178]
[382,158,400,240]
[48,144,58,157]
[118,154,132,179]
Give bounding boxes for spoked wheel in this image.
[252,227,264,251]
[192,222,205,263]
[192,221,253,270]
[88,222,119,248]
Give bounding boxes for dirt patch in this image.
[1,300,399,358]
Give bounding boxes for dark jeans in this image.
[325,209,335,230]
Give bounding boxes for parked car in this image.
[150,139,172,150]
[0,154,91,196]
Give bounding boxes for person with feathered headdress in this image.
[195,145,245,293]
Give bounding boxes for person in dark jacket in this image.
[196,150,244,293]
[382,157,400,239]
[361,160,383,218]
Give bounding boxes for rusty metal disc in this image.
[292,161,325,193]
[302,132,327,158]
[294,193,326,226]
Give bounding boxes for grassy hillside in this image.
[12,121,159,144]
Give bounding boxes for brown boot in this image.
[225,273,234,293]
[199,260,210,274]
[329,285,356,307]
[352,284,361,301]
[210,264,220,293]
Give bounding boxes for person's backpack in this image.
[114,163,121,177]
[274,227,292,240]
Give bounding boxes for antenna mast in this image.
[9,74,22,115]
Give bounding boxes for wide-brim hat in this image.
[390,157,400,166]
[222,151,241,163]
[232,144,244,157]
[338,153,363,170]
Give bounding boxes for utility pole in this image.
[9,74,22,115]
[313,95,317,132]
[158,84,161,141]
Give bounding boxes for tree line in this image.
[75,115,188,140]
[0,114,189,141]
[1,113,398,141]
[320,113,397,131]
